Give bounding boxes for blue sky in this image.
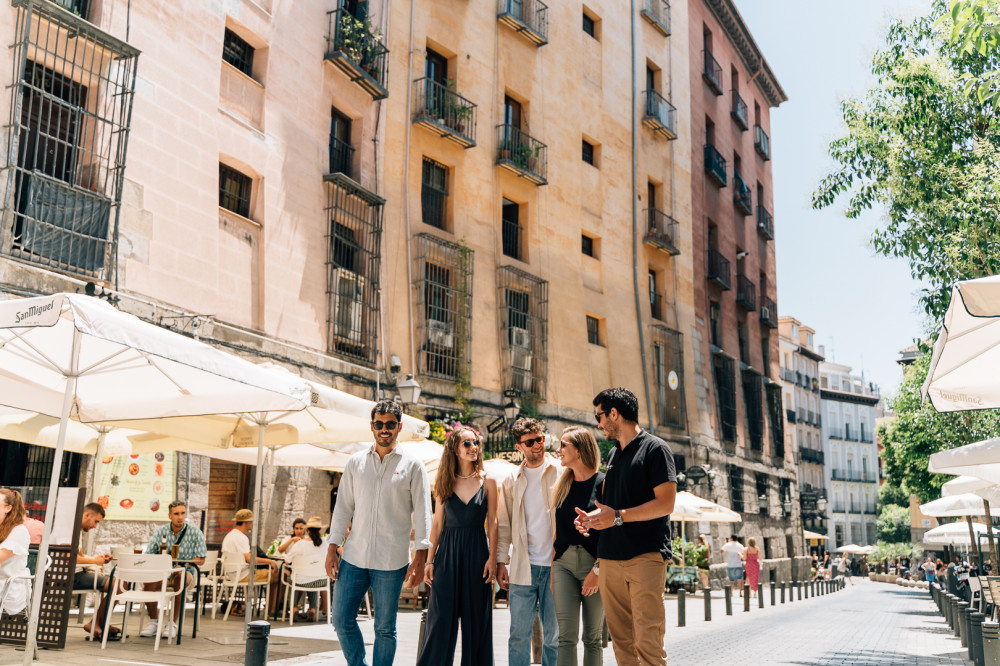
[736,0,933,398]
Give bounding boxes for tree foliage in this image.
[876,505,913,543]
[878,482,910,509]
[880,353,1000,502]
[813,1,1000,320]
[945,0,1000,104]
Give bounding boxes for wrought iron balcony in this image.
[702,49,723,95]
[757,204,774,240]
[640,0,670,36]
[760,296,777,328]
[498,0,548,46]
[704,143,727,187]
[800,448,824,464]
[412,78,477,148]
[736,274,756,311]
[325,8,390,100]
[844,430,858,442]
[328,136,355,178]
[496,124,547,185]
[642,90,677,140]
[643,208,680,255]
[828,428,843,440]
[754,124,771,160]
[707,248,731,289]
[860,432,874,444]
[733,173,752,215]
[731,89,748,131]
[831,469,877,483]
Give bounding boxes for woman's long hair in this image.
[434,428,484,502]
[0,488,26,543]
[307,526,322,547]
[553,426,600,508]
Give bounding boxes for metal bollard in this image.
[704,588,712,621]
[245,620,269,666]
[958,601,970,641]
[960,605,970,647]
[983,621,1000,666]
[946,594,956,629]
[780,582,786,604]
[798,582,803,601]
[789,582,795,603]
[678,588,686,627]
[770,582,776,606]
[725,585,733,616]
[971,611,985,666]
[758,584,764,608]
[744,585,750,612]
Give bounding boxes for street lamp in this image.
[397,374,421,406]
[817,497,828,514]
[503,399,520,422]
[758,493,769,513]
[782,497,793,516]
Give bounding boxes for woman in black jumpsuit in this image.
[416,427,498,666]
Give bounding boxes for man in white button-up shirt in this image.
[325,400,431,666]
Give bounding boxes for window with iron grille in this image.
[582,12,596,37]
[586,316,601,345]
[582,140,595,165]
[2,4,138,281]
[414,233,473,380]
[421,158,448,229]
[728,464,745,513]
[581,234,594,257]
[713,352,737,442]
[219,164,252,218]
[325,173,384,364]
[0,440,82,487]
[223,29,255,77]
[766,383,785,458]
[497,265,548,399]
[742,369,764,451]
[502,198,522,259]
[652,326,686,429]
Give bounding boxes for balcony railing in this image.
[831,469,878,483]
[760,296,777,328]
[642,89,677,140]
[757,204,774,240]
[705,144,727,187]
[707,248,731,290]
[328,136,355,178]
[828,428,842,440]
[860,432,874,444]
[644,208,680,255]
[754,124,771,160]
[496,124,548,185]
[800,448,824,464]
[731,89,748,131]
[844,430,858,442]
[640,0,671,36]
[498,0,548,46]
[733,173,752,215]
[702,49,723,95]
[736,274,756,311]
[781,368,796,382]
[325,8,390,100]
[412,78,477,148]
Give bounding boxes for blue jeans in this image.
[509,564,559,666]
[331,559,408,666]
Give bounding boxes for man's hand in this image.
[574,501,616,536]
[496,562,509,591]
[405,550,427,589]
[325,544,341,581]
[582,569,599,596]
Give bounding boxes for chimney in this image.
[818,344,825,357]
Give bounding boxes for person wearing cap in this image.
[221,508,279,616]
[287,516,329,622]
[326,400,432,666]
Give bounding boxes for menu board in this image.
[97,452,177,521]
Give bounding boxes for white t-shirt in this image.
[832,557,843,570]
[522,465,553,566]
[288,538,327,584]
[721,540,745,568]
[222,528,250,556]
[0,524,31,614]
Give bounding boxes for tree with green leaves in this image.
[813,0,1000,321]
[878,482,910,510]
[876,505,912,543]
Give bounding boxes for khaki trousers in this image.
[598,552,667,666]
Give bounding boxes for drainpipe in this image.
[402,0,418,379]
[631,0,654,429]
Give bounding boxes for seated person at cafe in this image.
[74,502,119,640]
[22,516,43,545]
[222,509,279,616]
[287,516,329,621]
[139,500,207,639]
[277,517,307,555]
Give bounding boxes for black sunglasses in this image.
[462,439,481,449]
[372,420,399,430]
[520,435,545,447]
[594,410,609,423]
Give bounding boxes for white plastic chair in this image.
[282,553,331,627]
[195,550,219,612]
[69,564,103,641]
[215,551,270,621]
[101,553,184,651]
[970,574,984,612]
[0,552,49,618]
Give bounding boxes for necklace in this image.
[456,471,479,479]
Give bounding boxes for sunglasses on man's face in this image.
[520,435,545,448]
[372,421,399,430]
[462,439,481,449]
[594,410,609,424]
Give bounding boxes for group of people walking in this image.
[326,386,678,666]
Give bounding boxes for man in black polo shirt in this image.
[575,387,676,666]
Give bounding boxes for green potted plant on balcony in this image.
[511,142,531,170]
[498,138,513,161]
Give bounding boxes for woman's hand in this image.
[582,570,599,596]
[424,562,434,585]
[483,558,496,584]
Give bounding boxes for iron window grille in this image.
[502,198,522,259]
[497,265,548,399]
[652,325,686,429]
[414,233,473,380]
[324,173,385,365]
[0,441,81,487]
[742,369,764,451]
[421,158,448,229]
[219,164,252,218]
[222,28,254,78]
[728,464,745,513]
[712,351,737,443]
[767,383,784,458]
[1,1,138,281]
[582,140,595,166]
[586,315,600,345]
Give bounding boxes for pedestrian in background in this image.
[743,537,761,597]
[722,535,745,596]
[552,426,604,666]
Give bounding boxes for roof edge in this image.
[703,0,787,108]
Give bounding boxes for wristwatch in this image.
[613,509,624,527]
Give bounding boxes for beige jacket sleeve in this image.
[496,475,514,564]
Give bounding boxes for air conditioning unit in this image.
[331,267,364,344]
[760,306,770,320]
[509,326,531,349]
[427,319,454,349]
[511,347,533,371]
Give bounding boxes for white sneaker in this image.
[160,621,177,638]
[138,620,159,637]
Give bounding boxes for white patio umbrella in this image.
[942,475,997,496]
[670,491,741,566]
[929,441,1000,566]
[804,529,829,541]
[837,544,867,554]
[920,493,999,517]
[923,521,989,545]
[0,293,310,664]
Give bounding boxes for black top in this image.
[554,472,604,561]
[597,429,677,561]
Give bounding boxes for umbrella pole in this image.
[966,516,982,567]
[984,499,999,573]
[23,326,81,666]
[247,420,267,636]
[85,429,109,557]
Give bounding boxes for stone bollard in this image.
[743,585,750,612]
[704,588,711,622]
[725,585,733,616]
[758,584,764,608]
[983,621,1000,666]
[971,611,985,666]
[678,588,686,627]
[245,621,269,666]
